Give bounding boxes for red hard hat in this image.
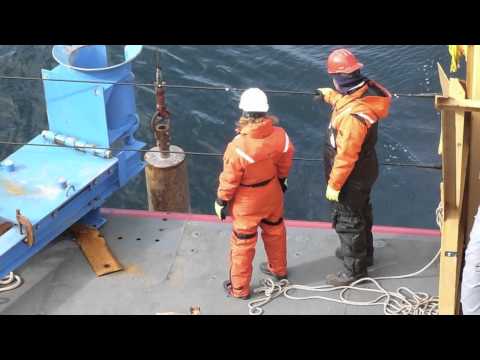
[327,49,364,74]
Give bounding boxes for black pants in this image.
[332,189,373,276]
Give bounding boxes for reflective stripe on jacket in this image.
[217,117,294,201]
[323,80,392,192]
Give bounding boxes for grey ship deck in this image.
[0,209,440,315]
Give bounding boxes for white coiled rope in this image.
[0,272,22,293]
[248,250,440,315]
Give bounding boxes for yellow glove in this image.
[326,185,340,202]
[315,88,333,101]
[316,88,333,96]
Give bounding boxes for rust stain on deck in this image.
[0,177,28,196]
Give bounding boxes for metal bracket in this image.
[444,251,457,257]
[16,209,35,247]
[151,63,171,159]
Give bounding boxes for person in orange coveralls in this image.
[215,88,295,299]
[315,49,392,286]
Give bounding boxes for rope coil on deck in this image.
[0,272,22,293]
[248,250,440,315]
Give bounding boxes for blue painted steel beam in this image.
[0,45,146,277]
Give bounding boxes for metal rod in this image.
[0,74,438,98]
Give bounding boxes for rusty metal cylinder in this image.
[145,145,190,213]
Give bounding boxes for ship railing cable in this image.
[0,140,442,170]
[0,74,439,99]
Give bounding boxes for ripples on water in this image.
[0,45,456,228]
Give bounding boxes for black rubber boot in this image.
[364,202,375,263]
[259,262,288,281]
[335,247,374,267]
[326,271,367,287]
[331,201,369,287]
[222,280,250,300]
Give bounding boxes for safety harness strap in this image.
[234,231,257,240]
[261,218,284,226]
[240,177,274,188]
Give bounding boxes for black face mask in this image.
[331,71,368,95]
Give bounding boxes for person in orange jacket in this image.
[215,88,295,299]
[316,49,392,286]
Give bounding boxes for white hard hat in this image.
[239,88,269,113]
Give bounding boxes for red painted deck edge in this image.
[101,208,440,238]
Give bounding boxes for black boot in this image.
[259,262,288,281]
[335,247,374,267]
[364,201,375,265]
[326,271,367,287]
[222,280,250,300]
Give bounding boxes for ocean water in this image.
[0,45,456,228]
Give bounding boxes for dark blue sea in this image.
[0,45,457,228]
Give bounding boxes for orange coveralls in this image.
[217,117,295,297]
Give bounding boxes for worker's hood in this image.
[354,80,392,121]
[238,117,275,139]
[334,80,391,125]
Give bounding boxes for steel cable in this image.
[0,74,438,98]
[0,140,441,170]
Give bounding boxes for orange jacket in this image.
[323,80,391,191]
[217,117,295,202]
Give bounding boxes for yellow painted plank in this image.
[439,210,462,315]
[437,62,450,97]
[437,75,468,315]
[437,63,449,156]
[70,224,124,277]
[435,96,480,112]
[441,107,457,209]
[449,79,467,209]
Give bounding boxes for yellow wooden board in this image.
[437,72,468,315]
[437,63,450,156]
[70,224,124,277]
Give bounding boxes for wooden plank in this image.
[70,224,123,276]
[436,96,480,112]
[437,76,469,315]
[441,106,457,209]
[449,79,467,209]
[437,63,450,156]
[439,209,462,314]
[438,62,450,97]
[435,96,480,113]
[438,102,460,314]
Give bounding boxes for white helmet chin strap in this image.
[242,111,266,119]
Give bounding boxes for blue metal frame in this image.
[0,45,145,278]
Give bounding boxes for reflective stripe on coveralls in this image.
[218,117,294,298]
